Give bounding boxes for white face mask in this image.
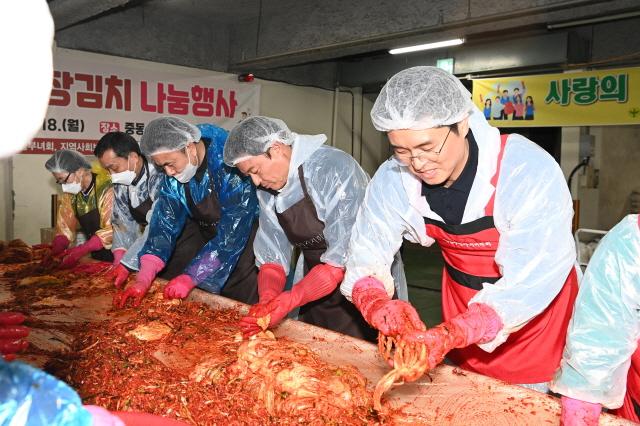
[110,156,137,186]
[174,146,198,184]
[62,181,82,194]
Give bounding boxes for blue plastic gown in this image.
[551,214,640,409]
[140,124,259,293]
[0,359,92,426]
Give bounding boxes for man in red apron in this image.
[223,116,407,341]
[341,66,579,388]
[551,214,640,425]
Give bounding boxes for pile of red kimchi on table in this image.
[0,240,408,425]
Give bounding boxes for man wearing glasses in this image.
[44,149,114,266]
[341,66,579,392]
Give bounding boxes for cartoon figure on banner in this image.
[480,95,492,120]
[513,94,525,120]
[525,96,535,120]
[479,81,531,121]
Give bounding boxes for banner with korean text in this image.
[24,49,260,154]
[472,67,639,127]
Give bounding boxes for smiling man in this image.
[113,116,259,308]
[341,66,579,391]
[223,116,406,340]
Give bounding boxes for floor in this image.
[402,241,444,327]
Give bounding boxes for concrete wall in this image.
[594,125,640,230]
[562,125,640,232]
[0,159,12,241]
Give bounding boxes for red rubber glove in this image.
[111,264,130,289]
[560,396,602,426]
[0,312,30,361]
[352,276,426,336]
[403,303,503,370]
[59,235,104,269]
[112,248,126,265]
[51,234,70,256]
[239,264,344,337]
[257,263,287,304]
[163,274,197,299]
[113,254,165,308]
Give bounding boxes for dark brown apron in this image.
[159,164,259,304]
[274,165,376,341]
[127,160,154,225]
[74,174,114,262]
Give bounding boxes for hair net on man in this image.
[223,116,295,166]
[139,116,202,156]
[370,66,474,131]
[44,149,91,174]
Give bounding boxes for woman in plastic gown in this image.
[341,66,579,391]
[114,117,259,308]
[551,214,640,425]
[44,150,114,267]
[223,116,407,341]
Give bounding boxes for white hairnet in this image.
[139,116,202,156]
[223,116,294,166]
[44,149,91,174]
[371,66,474,131]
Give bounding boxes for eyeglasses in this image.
[55,172,72,185]
[394,127,452,164]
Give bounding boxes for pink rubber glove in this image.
[163,274,197,299]
[352,276,426,336]
[84,406,125,426]
[239,264,344,337]
[0,312,30,361]
[113,254,165,308]
[403,303,503,370]
[112,248,126,265]
[59,235,104,269]
[111,264,130,289]
[51,235,70,256]
[257,263,287,304]
[560,396,602,426]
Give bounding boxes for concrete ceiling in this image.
[49,0,640,90]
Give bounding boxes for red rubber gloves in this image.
[112,248,126,265]
[0,312,29,361]
[51,235,70,256]
[256,263,287,304]
[239,263,342,337]
[59,235,104,269]
[105,249,130,288]
[559,396,602,426]
[163,274,197,299]
[113,254,165,308]
[403,303,503,370]
[111,265,130,289]
[352,276,426,336]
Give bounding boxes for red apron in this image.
[611,216,640,422]
[423,134,579,384]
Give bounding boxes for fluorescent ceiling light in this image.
[389,38,464,55]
